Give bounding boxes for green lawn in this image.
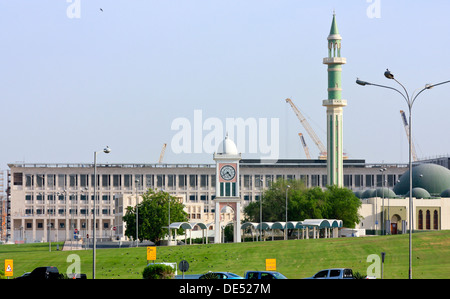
[2,230,450,279]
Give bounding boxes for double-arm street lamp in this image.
[92,146,111,279]
[356,70,450,279]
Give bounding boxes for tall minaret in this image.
[323,13,347,187]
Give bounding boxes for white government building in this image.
[5,133,450,244]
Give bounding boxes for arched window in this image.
[426,210,431,230]
[418,210,423,230]
[434,210,439,230]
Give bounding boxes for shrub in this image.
[353,271,366,279]
[142,264,175,279]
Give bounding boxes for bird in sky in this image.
[100,8,103,12]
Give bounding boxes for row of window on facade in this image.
[24,208,111,216]
[25,194,112,201]
[16,173,399,189]
[24,192,262,205]
[20,221,110,230]
[18,173,212,189]
[418,209,439,230]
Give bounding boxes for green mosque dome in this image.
[406,187,431,199]
[440,188,450,197]
[353,190,364,199]
[393,164,450,196]
[374,187,396,198]
[361,189,376,199]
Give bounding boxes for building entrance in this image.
[391,223,397,235]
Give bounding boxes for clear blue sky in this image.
[2,0,450,170]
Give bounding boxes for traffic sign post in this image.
[179,260,189,279]
[4,259,13,278]
[147,247,156,264]
[265,259,276,271]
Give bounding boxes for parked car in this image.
[244,271,287,279]
[15,272,31,279]
[304,268,354,279]
[15,267,63,280]
[199,272,243,279]
[15,266,86,279]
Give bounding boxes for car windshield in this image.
[227,273,240,277]
[271,272,287,279]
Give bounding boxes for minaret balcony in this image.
[322,99,347,107]
[323,57,346,65]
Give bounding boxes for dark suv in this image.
[15,267,63,280]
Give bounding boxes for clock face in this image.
[220,165,236,181]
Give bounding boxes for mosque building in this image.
[356,163,450,235]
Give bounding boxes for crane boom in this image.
[400,110,418,162]
[159,143,167,163]
[286,98,327,157]
[298,133,311,159]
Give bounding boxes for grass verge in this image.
[1,230,450,279]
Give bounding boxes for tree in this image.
[123,189,188,243]
[291,186,328,220]
[244,179,361,228]
[324,185,362,228]
[243,179,306,223]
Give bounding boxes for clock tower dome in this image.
[213,134,242,243]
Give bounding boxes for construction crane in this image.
[400,110,418,162]
[286,98,327,159]
[298,133,311,159]
[158,143,167,163]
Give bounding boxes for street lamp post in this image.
[356,70,450,279]
[285,185,290,240]
[380,167,386,235]
[259,177,263,242]
[135,179,139,247]
[92,146,111,279]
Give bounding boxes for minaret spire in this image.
[329,11,339,36]
[323,13,347,187]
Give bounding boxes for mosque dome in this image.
[393,164,450,196]
[353,190,364,199]
[216,134,239,155]
[361,189,376,199]
[440,188,450,198]
[406,187,431,199]
[359,188,396,199]
[374,187,396,198]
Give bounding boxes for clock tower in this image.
[213,134,242,243]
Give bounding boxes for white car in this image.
[304,268,354,279]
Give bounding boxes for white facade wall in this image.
[5,161,416,243]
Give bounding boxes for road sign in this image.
[265,259,276,271]
[4,259,13,277]
[147,247,156,261]
[179,260,189,272]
